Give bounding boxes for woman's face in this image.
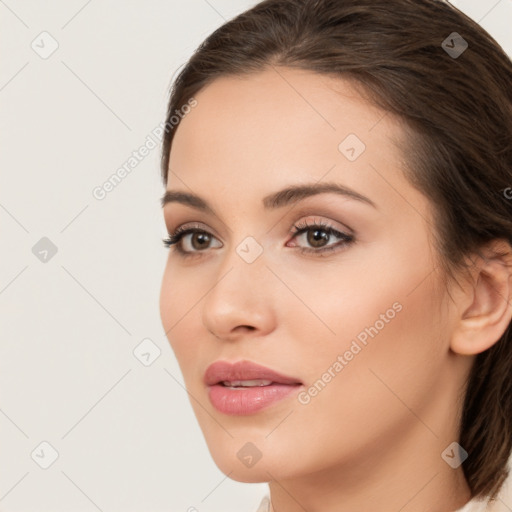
[160,67,464,484]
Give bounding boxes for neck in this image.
[267,412,472,512]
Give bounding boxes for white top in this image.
[254,494,500,512]
[456,498,497,512]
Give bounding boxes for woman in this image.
[159,0,512,510]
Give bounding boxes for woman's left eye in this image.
[162,219,355,258]
[287,219,354,256]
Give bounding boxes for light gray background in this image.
[1,1,511,511]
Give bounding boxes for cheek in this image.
[159,262,203,362]
[280,240,446,452]
[224,282,444,483]
[160,259,203,328]
[284,224,442,365]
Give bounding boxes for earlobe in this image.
[450,239,512,356]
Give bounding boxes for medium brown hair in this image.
[160,0,512,500]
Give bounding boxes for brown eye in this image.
[190,232,212,250]
[162,226,222,257]
[289,220,355,256]
[306,228,330,248]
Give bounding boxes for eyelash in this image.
[162,219,355,258]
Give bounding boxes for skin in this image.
[159,67,512,512]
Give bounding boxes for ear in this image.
[450,239,512,355]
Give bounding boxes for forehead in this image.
[170,67,398,161]
[166,67,421,219]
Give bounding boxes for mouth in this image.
[204,360,303,415]
[219,379,277,388]
[204,359,303,387]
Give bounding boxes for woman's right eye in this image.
[162,227,222,257]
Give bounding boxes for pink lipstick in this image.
[204,360,303,415]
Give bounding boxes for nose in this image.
[201,241,277,342]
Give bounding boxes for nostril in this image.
[235,325,256,333]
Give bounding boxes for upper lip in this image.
[204,360,303,386]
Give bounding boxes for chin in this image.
[208,442,299,483]
[224,468,271,484]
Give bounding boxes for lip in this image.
[204,360,303,415]
[204,360,302,386]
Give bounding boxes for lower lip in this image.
[207,383,301,415]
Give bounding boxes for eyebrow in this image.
[160,182,377,213]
